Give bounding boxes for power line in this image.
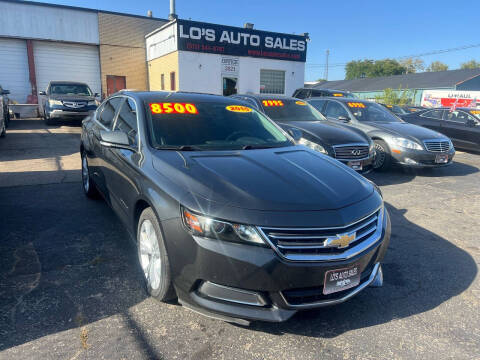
[306,42,480,68]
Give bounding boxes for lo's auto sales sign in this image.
[176,19,307,62]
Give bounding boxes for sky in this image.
[32,0,480,81]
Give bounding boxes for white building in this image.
[146,19,307,96]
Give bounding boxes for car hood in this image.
[152,146,373,212]
[49,94,95,102]
[366,121,446,141]
[278,121,369,146]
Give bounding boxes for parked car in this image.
[0,86,9,137]
[292,88,356,99]
[231,94,375,172]
[402,105,425,113]
[402,107,480,152]
[308,97,455,170]
[39,81,99,125]
[0,85,10,131]
[80,91,390,324]
[380,103,409,116]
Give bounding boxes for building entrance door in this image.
[222,77,237,96]
[106,75,126,97]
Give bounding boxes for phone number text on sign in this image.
[150,103,198,114]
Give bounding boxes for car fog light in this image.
[198,281,267,306]
[404,158,418,164]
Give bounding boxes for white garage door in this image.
[34,41,101,96]
[0,38,30,103]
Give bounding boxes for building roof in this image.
[313,68,480,92]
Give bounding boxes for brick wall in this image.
[98,13,166,97]
[148,51,179,91]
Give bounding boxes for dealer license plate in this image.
[348,161,362,171]
[435,154,449,164]
[323,265,361,295]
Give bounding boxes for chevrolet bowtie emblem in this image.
[324,232,356,249]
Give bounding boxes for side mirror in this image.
[338,115,350,122]
[287,128,302,142]
[100,130,131,149]
[39,91,46,96]
[1,90,10,95]
[94,93,100,97]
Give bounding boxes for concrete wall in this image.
[0,1,99,44]
[148,52,179,91]
[174,51,304,95]
[98,12,166,97]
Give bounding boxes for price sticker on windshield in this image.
[333,93,344,97]
[347,102,366,108]
[262,100,284,107]
[295,100,307,106]
[470,110,480,115]
[226,105,252,113]
[150,102,198,114]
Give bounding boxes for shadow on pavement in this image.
[248,202,477,337]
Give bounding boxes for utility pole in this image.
[324,49,330,81]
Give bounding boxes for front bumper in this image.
[48,109,94,119]
[337,154,374,173]
[162,208,391,323]
[390,147,455,168]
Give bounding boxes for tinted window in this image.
[445,110,477,124]
[294,89,310,99]
[325,101,349,118]
[311,90,327,97]
[99,97,123,128]
[50,83,92,96]
[146,101,291,150]
[114,98,138,146]
[242,97,260,109]
[261,99,325,122]
[421,109,444,120]
[349,102,402,122]
[308,99,327,113]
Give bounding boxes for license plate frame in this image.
[348,161,362,171]
[435,154,449,164]
[323,265,361,295]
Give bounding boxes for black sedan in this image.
[80,91,390,324]
[292,88,356,99]
[402,107,480,152]
[231,94,375,173]
[308,98,455,170]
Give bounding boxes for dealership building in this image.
[0,0,307,106]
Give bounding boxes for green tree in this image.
[345,59,406,80]
[426,61,449,72]
[460,60,480,69]
[375,86,412,106]
[399,58,425,73]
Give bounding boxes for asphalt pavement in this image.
[0,118,479,359]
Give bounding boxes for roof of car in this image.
[121,91,250,104]
[237,94,299,101]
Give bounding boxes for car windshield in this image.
[146,101,292,150]
[384,104,408,115]
[349,102,402,122]
[261,99,326,122]
[50,84,92,96]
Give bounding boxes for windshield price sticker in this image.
[226,105,252,113]
[262,100,284,107]
[333,93,344,97]
[295,100,307,106]
[347,102,366,108]
[150,103,198,114]
[470,110,480,115]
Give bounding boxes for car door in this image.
[414,109,445,133]
[442,110,479,150]
[102,96,143,225]
[91,97,124,196]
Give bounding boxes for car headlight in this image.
[367,179,383,198]
[182,207,266,246]
[369,141,375,155]
[298,137,328,154]
[390,137,423,150]
[48,99,62,106]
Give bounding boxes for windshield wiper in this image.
[156,145,203,151]
[242,144,282,150]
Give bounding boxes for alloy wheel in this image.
[373,143,386,169]
[139,219,162,290]
[81,155,90,192]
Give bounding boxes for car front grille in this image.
[63,101,88,109]
[333,144,370,160]
[258,208,383,262]
[423,140,450,152]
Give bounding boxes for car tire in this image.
[81,151,99,198]
[137,207,176,302]
[0,121,5,138]
[4,110,9,128]
[44,110,55,125]
[373,140,391,171]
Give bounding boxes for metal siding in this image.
[0,38,30,103]
[456,76,480,91]
[33,41,101,95]
[0,1,99,44]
